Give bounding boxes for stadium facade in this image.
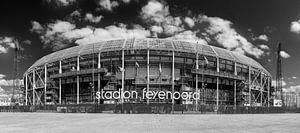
[22,38,273,109]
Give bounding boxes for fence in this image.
[1,104,300,114]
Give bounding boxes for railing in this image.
[50,68,108,78]
[191,69,245,80]
[1,104,299,114]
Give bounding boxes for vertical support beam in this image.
[44,64,47,105]
[77,56,80,104]
[267,77,270,107]
[25,74,28,105]
[147,48,150,105]
[32,70,35,105]
[59,60,62,104]
[121,49,125,104]
[216,58,219,111]
[195,53,199,111]
[98,52,101,104]
[77,75,79,104]
[260,72,263,106]
[248,66,251,106]
[216,77,219,112]
[234,62,237,109]
[172,50,175,113]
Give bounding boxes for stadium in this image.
[22,38,273,112]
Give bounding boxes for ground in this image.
[0,113,299,133]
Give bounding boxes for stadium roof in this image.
[27,38,269,74]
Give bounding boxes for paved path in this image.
[0,113,299,133]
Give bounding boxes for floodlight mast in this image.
[12,40,20,104]
[276,43,283,106]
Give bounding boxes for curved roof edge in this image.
[26,38,270,75]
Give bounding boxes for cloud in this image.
[258,44,270,50]
[30,21,44,34]
[197,15,264,58]
[150,25,163,34]
[168,30,207,44]
[140,0,169,24]
[184,17,195,28]
[283,85,300,92]
[0,45,7,54]
[70,10,81,17]
[23,40,32,45]
[288,76,298,80]
[84,13,103,23]
[62,27,94,39]
[290,20,300,34]
[44,0,76,7]
[255,34,268,41]
[0,37,21,54]
[98,0,119,12]
[272,80,287,87]
[75,24,151,45]
[31,20,77,50]
[280,51,291,58]
[0,74,5,79]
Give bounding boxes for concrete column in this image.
[216,58,219,111]
[25,74,28,105]
[234,62,237,109]
[44,64,47,105]
[98,52,101,104]
[147,48,150,105]
[77,56,80,104]
[121,49,125,104]
[260,72,263,106]
[32,70,35,105]
[216,77,219,112]
[77,75,79,104]
[172,50,175,113]
[59,60,62,104]
[267,77,270,107]
[248,66,251,106]
[195,53,199,111]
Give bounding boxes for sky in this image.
[1,0,300,97]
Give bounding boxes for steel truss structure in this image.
[23,38,273,110]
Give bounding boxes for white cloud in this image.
[98,0,119,12]
[283,85,300,92]
[70,10,81,17]
[184,17,195,28]
[272,80,287,87]
[30,21,44,34]
[84,13,103,23]
[0,74,5,79]
[0,37,20,53]
[168,30,207,44]
[197,15,264,58]
[258,44,270,50]
[45,0,76,6]
[280,51,291,58]
[121,0,131,3]
[62,27,94,39]
[23,40,32,45]
[75,24,151,45]
[31,20,77,50]
[0,78,23,87]
[140,0,169,24]
[290,20,300,34]
[47,20,75,33]
[255,34,268,41]
[150,25,163,34]
[0,45,7,54]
